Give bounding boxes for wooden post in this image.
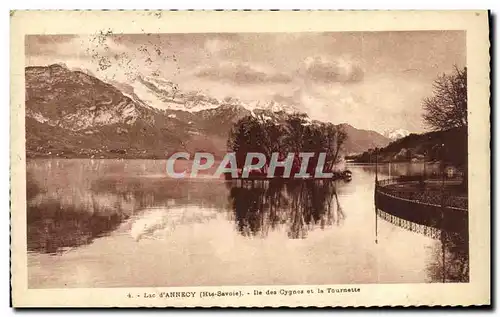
[423,151,427,179]
[389,157,392,179]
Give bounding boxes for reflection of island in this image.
[227,180,344,239]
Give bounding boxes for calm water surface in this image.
[26,159,466,288]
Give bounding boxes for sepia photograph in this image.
[10,10,490,307]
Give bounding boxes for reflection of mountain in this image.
[26,64,390,158]
[26,161,139,254]
[25,159,231,254]
[27,197,129,254]
[227,180,344,239]
[90,177,230,210]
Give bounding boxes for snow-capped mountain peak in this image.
[126,75,300,114]
[384,128,411,140]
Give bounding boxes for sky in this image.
[25,31,466,134]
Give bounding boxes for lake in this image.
[26,159,467,288]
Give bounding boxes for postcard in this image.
[10,10,490,307]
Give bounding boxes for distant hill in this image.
[25,64,391,159]
[349,127,467,168]
[338,124,391,155]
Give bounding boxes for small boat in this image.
[342,169,352,181]
[331,170,352,181]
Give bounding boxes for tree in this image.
[330,127,347,169]
[227,116,269,167]
[422,66,468,191]
[422,66,467,131]
[227,112,347,176]
[282,113,309,154]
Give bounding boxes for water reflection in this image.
[26,164,136,254]
[26,162,229,254]
[227,180,344,239]
[90,177,230,210]
[376,209,468,282]
[371,160,469,283]
[355,161,442,178]
[27,197,129,254]
[128,206,219,241]
[427,232,469,283]
[26,159,469,287]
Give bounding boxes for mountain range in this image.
[25,64,391,159]
[383,128,411,140]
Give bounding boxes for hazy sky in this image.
[26,31,465,133]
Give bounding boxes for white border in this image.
[3,3,496,315]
